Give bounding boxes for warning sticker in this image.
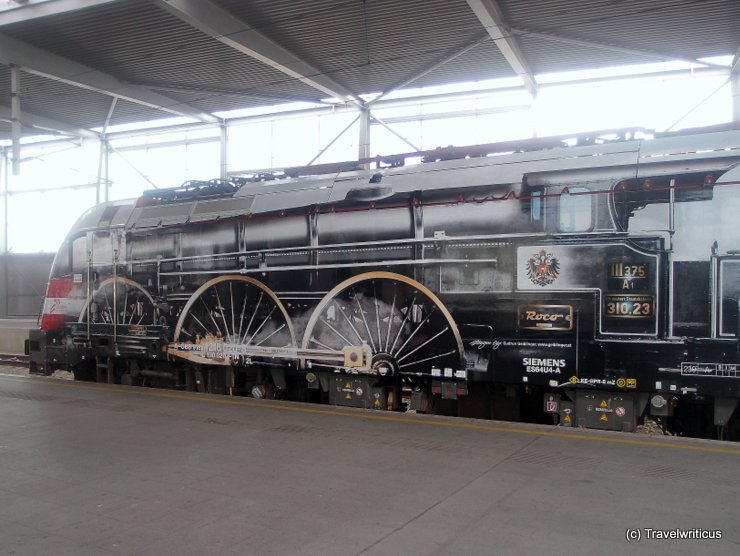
[615,406,626,417]
[600,413,609,422]
[595,399,614,414]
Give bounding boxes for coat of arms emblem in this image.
[527,249,560,286]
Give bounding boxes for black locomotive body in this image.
[28,126,740,437]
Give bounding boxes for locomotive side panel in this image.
[27,129,740,436]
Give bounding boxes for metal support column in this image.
[104,140,110,203]
[0,149,7,318]
[1,149,6,255]
[732,57,740,122]
[96,140,102,205]
[97,97,117,204]
[358,107,370,167]
[10,64,21,176]
[220,121,228,179]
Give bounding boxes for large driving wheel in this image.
[79,277,157,326]
[172,276,295,366]
[301,272,463,375]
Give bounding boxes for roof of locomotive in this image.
[67,125,740,236]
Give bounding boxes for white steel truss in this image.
[152,0,361,107]
[465,0,538,96]
[0,32,218,124]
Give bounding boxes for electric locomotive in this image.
[27,124,740,437]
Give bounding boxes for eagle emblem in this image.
[527,250,560,287]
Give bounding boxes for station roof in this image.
[0,0,737,139]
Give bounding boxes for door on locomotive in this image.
[611,169,740,338]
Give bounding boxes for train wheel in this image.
[172,276,295,366]
[79,277,157,325]
[301,272,463,376]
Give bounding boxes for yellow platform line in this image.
[8,374,740,456]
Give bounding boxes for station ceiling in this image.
[0,0,737,139]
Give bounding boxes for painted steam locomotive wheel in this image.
[172,276,296,365]
[79,277,157,326]
[301,272,463,374]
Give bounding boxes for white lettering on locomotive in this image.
[522,357,567,374]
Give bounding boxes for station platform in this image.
[1,373,738,555]
[0,319,36,354]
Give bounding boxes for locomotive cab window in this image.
[719,260,740,337]
[51,240,71,278]
[51,235,86,278]
[71,235,87,274]
[558,187,592,232]
[530,190,542,222]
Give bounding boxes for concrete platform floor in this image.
[1,373,738,556]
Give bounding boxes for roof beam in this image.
[372,32,491,104]
[0,104,99,138]
[732,45,740,74]
[0,0,121,27]
[465,0,537,95]
[0,33,218,123]
[152,0,360,105]
[511,27,730,70]
[138,81,321,105]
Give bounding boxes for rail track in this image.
[0,353,29,367]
